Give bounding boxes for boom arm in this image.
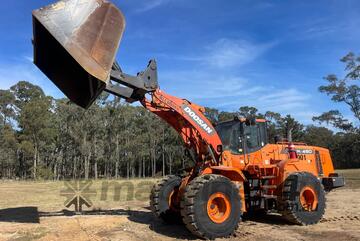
[107,60,222,163]
[142,90,222,162]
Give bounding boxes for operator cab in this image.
[215,118,268,154]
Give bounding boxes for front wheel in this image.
[150,175,182,223]
[180,174,242,239]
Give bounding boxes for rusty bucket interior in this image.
[32,0,126,108]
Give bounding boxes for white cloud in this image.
[160,69,249,100]
[212,88,309,112]
[0,63,36,89]
[160,68,312,122]
[177,38,275,68]
[0,61,63,98]
[205,38,273,68]
[135,0,171,13]
[294,111,321,124]
[257,88,310,112]
[23,55,33,63]
[286,17,345,41]
[259,88,309,103]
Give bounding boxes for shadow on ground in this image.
[0,206,294,239]
[0,206,196,239]
[242,212,292,226]
[0,206,40,223]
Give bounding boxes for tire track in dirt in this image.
[320,215,360,223]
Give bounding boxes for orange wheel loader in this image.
[32,0,345,239]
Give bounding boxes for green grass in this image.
[337,169,360,189]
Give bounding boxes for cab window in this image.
[243,122,267,153]
[244,125,259,149]
[215,121,242,154]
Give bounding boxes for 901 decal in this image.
[298,154,307,160]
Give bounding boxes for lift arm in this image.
[106,60,222,163]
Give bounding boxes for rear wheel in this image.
[180,174,241,239]
[150,175,182,224]
[279,172,325,225]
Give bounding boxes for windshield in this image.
[215,121,242,154]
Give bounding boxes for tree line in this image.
[0,52,359,179]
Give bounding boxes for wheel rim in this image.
[300,186,318,211]
[207,192,231,223]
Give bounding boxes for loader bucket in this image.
[32,0,125,108]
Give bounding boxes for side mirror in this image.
[216,145,223,153]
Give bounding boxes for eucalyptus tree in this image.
[313,52,360,132]
[10,81,55,179]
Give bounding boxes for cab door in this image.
[243,122,268,165]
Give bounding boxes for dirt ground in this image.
[0,169,359,241]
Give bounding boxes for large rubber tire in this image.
[150,175,182,224]
[180,174,241,239]
[279,172,326,225]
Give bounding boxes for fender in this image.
[203,166,247,182]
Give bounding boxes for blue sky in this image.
[0,0,359,125]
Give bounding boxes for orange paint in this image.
[207,192,232,223]
[140,89,339,214]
